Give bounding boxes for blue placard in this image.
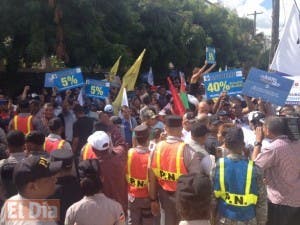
[85,79,110,99]
[47,68,85,91]
[203,69,244,99]
[242,68,294,106]
[206,46,216,64]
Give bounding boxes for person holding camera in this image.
[252,116,300,225]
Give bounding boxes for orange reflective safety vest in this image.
[151,141,187,192]
[82,144,97,160]
[44,138,65,154]
[126,148,150,198]
[13,115,33,135]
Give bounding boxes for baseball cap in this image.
[87,131,110,151]
[13,156,62,188]
[177,173,211,202]
[104,104,114,114]
[141,109,157,121]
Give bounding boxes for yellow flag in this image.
[108,56,122,82]
[112,49,146,114]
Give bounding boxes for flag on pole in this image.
[167,77,186,116]
[179,72,189,109]
[77,87,85,106]
[108,56,122,82]
[270,3,300,76]
[147,67,154,86]
[113,49,146,114]
[121,88,129,107]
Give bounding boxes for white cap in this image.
[87,131,110,151]
[104,104,114,114]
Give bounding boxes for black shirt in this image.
[73,116,95,154]
[50,175,83,225]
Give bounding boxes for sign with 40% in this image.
[203,69,244,99]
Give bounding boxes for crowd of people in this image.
[0,65,299,225]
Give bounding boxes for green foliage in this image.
[0,0,269,79]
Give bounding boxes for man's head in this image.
[182,112,196,132]
[190,121,210,145]
[73,104,85,118]
[197,101,209,115]
[164,115,183,137]
[43,103,54,120]
[18,100,30,113]
[224,127,244,153]
[141,109,157,127]
[7,131,25,153]
[48,117,64,135]
[121,105,131,119]
[78,159,102,196]
[25,131,45,153]
[87,131,111,154]
[104,104,114,117]
[13,156,62,198]
[134,124,150,146]
[263,116,288,139]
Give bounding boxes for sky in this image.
[210,0,296,37]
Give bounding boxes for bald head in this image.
[198,101,209,115]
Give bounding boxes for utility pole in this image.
[247,11,263,36]
[269,0,280,65]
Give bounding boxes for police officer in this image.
[50,149,82,225]
[44,117,72,153]
[127,124,153,225]
[8,99,35,135]
[213,127,267,225]
[148,115,202,225]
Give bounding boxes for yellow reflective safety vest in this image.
[151,141,187,192]
[214,157,258,221]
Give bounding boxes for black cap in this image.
[134,124,150,138]
[13,156,62,188]
[25,131,45,145]
[78,159,100,179]
[177,173,211,202]
[50,149,74,169]
[165,115,182,128]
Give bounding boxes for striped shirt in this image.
[254,135,300,207]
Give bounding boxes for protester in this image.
[44,117,72,153]
[252,116,300,225]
